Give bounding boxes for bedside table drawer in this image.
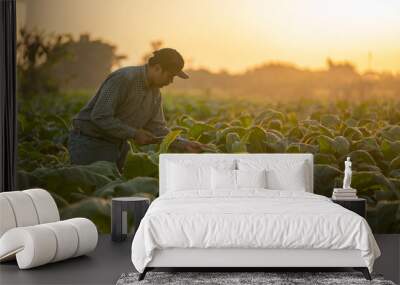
[332,198,366,218]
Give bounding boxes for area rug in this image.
[116,271,395,285]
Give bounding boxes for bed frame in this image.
[141,248,370,280]
[139,154,371,280]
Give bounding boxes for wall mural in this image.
[16,1,400,234]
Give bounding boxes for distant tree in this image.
[141,40,164,64]
[17,28,72,97]
[51,34,127,90]
[326,57,357,75]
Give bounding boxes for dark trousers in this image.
[68,131,130,173]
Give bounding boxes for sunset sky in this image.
[18,0,400,74]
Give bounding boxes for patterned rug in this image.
[116,271,395,285]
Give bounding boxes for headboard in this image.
[159,153,314,196]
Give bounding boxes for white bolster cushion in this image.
[0,226,57,268]
[66,218,98,257]
[42,221,79,262]
[0,218,98,269]
[0,189,60,238]
[23,188,60,224]
[0,196,17,237]
[0,191,39,227]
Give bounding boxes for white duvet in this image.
[131,190,380,273]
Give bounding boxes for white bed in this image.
[131,154,380,280]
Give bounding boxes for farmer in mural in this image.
[68,48,205,172]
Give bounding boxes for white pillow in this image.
[211,168,237,190]
[236,169,267,189]
[238,159,308,191]
[211,168,268,190]
[267,161,307,191]
[167,162,211,191]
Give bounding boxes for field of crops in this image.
[17,91,400,233]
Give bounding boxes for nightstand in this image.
[331,198,366,218]
[111,197,150,242]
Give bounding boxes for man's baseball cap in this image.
[150,48,189,79]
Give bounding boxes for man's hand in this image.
[131,129,157,145]
[181,140,206,153]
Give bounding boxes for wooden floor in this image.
[0,235,133,285]
[0,234,398,285]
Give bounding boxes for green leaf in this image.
[320,114,341,129]
[17,170,44,190]
[355,164,382,172]
[286,112,298,126]
[60,197,111,233]
[80,161,122,180]
[333,136,350,157]
[358,127,372,137]
[197,131,216,144]
[265,138,287,153]
[239,114,253,128]
[389,156,400,171]
[265,131,283,143]
[302,119,320,128]
[49,192,69,209]
[343,127,363,141]
[32,164,112,200]
[314,153,337,165]
[230,119,242,126]
[159,130,182,153]
[256,109,285,124]
[344,118,358,127]
[181,117,196,128]
[317,135,335,154]
[226,132,247,153]
[353,137,379,153]
[380,125,400,141]
[94,177,159,199]
[314,164,342,196]
[357,118,375,127]
[244,126,267,153]
[380,139,400,161]
[287,127,304,140]
[214,122,230,129]
[389,169,400,178]
[231,141,247,153]
[347,150,377,167]
[268,119,283,131]
[226,132,240,145]
[318,125,335,138]
[123,152,158,179]
[286,143,318,154]
[301,131,320,144]
[114,177,159,198]
[352,171,398,198]
[367,201,400,233]
[216,127,247,145]
[171,125,188,133]
[45,114,70,131]
[93,178,125,198]
[188,123,214,140]
[199,143,219,153]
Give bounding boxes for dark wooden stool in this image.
[111,197,150,242]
